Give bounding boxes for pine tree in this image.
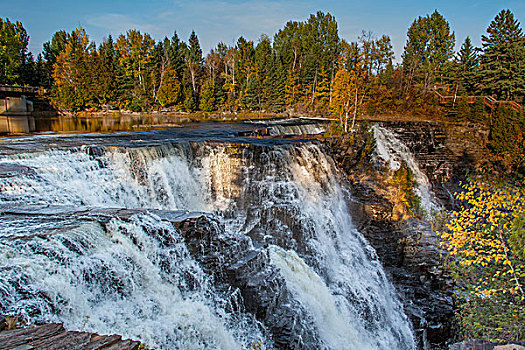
[166,31,185,81]
[267,53,286,112]
[182,84,195,111]
[255,36,272,109]
[199,79,216,111]
[479,9,525,102]
[94,36,118,106]
[185,31,203,108]
[455,36,479,94]
[402,10,455,88]
[235,36,255,102]
[242,75,260,110]
[157,65,181,107]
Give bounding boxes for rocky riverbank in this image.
[0,321,143,349]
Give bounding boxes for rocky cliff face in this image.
[323,121,489,349]
[0,119,489,349]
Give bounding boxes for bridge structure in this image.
[432,87,523,112]
[0,85,40,133]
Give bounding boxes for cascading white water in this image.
[268,124,326,136]
[0,145,204,211]
[0,213,263,349]
[372,125,440,215]
[200,144,415,349]
[0,138,415,349]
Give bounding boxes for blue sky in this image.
[2,0,524,62]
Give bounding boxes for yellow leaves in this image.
[439,177,525,300]
[476,289,498,297]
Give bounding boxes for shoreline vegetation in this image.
[1,6,525,346]
[2,7,523,171]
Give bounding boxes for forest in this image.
[1,10,524,163]
[0,9,524,117]
[1,8,525,343]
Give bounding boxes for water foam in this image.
[0,140,415,349]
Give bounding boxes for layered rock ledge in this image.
[0,322,142,350]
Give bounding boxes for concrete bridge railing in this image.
[0,85,38,133]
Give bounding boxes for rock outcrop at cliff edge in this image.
[323,121,489,349]
[0,323,142,349]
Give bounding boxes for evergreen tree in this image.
[32,54,48,87]
[166,31,186,80]
[402,10,455,88]
[157,65,181,107]
[199,79,216,111]
[479,9,525,102]
[455,36,479,94]
[94,36,118,106]
[205,46,226,109]
[0,18,31,84]
[255,36,272,109]
[181,85,195,111]
[242,76,260,110]
[235,36,255,102]
[42,30,68,88]
[185,30,203,109]
[267,53,286,112]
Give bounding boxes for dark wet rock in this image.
[0,205,320,350]
[323,121,488,349]
[173,215,320,350]
[0,323,142,349]
[0,163,35,178]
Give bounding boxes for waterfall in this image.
[199,144,414,349]
[0,137,415,349]
[372,125,440,215]
[0,213,263,349]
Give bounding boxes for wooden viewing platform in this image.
[0,323,143,350]
[432,88,523,112]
